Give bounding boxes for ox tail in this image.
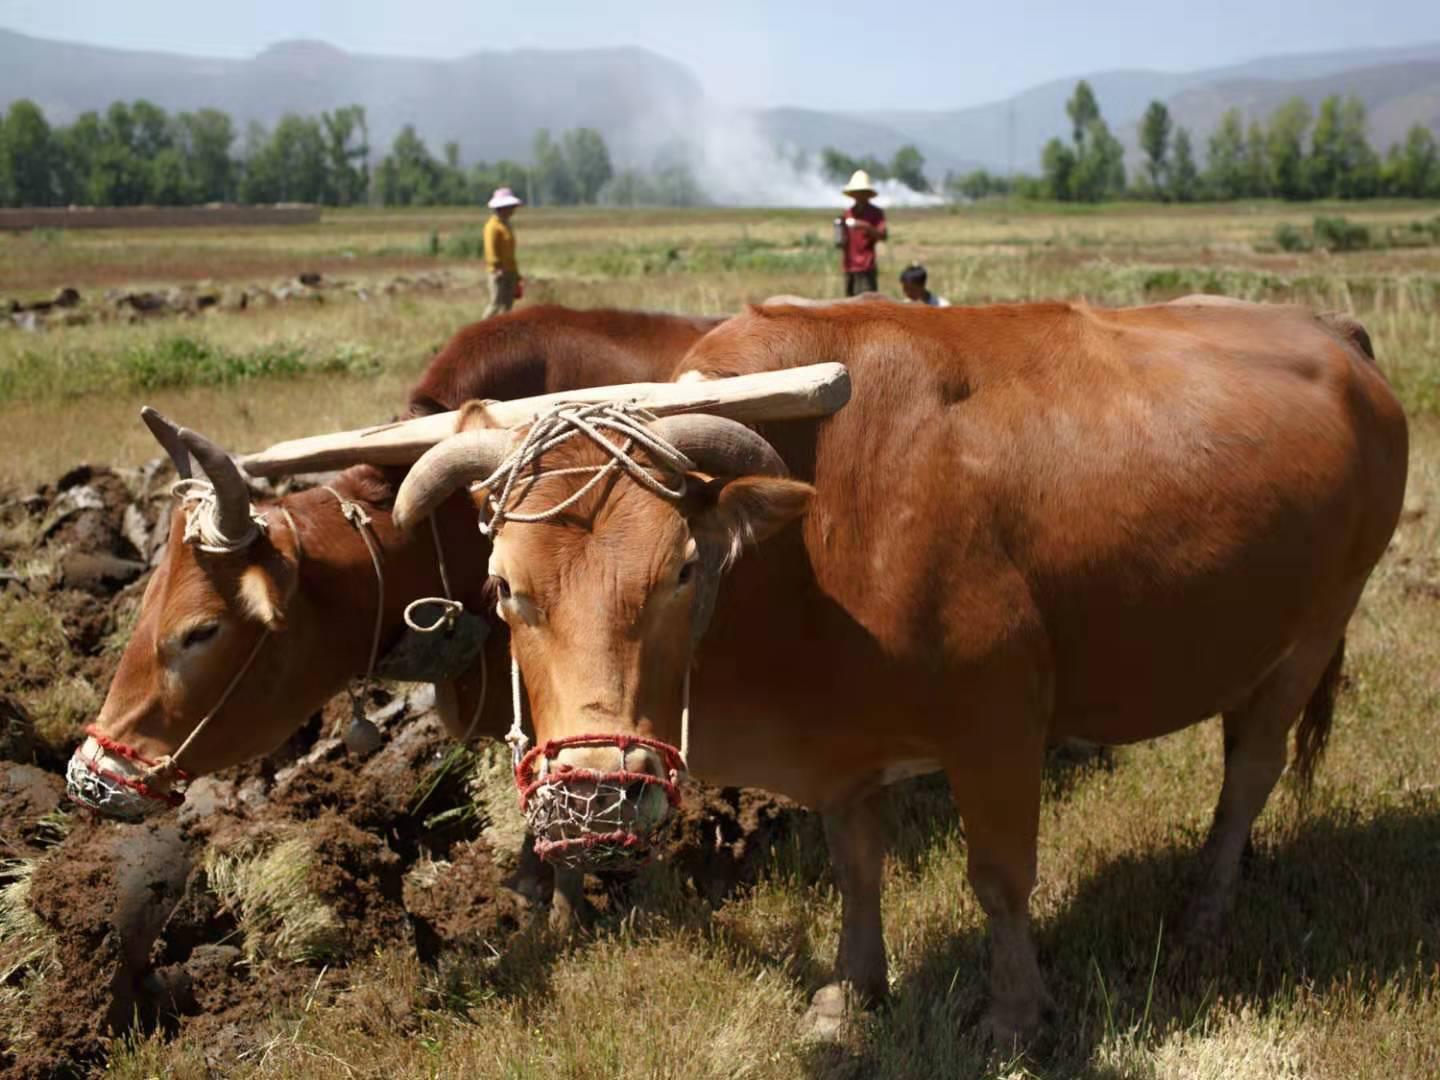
[1319,312,1376,363]
[1292,637,1346,793]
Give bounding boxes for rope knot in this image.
[473,401,695,538]
[173,478,267,553]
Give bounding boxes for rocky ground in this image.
[3,269,477,333]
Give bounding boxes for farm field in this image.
[1,200,1438,1078]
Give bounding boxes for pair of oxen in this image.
[70,297,1408,1041]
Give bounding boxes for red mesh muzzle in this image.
[515,733,686,870]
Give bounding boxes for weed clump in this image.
[205,831,345,966]
[1312,215,1371,253]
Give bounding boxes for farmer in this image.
[900,263,950,306]
[837,169,887,296]
[483,187,524,318]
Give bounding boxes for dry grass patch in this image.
[0,858,62,1053]
[205,830,346,967]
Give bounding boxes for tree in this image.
[147,147,194,204]
[177,109,237,202]
[1267,98,1312,200]
[1244,120,1270,198]
[1070,118,1125,202]
[0,100,58,206]
[1336,97,1379,198]
[1041,137,1076,200]
[561,128,613,204]
[1139,101,1172,195]
[1383,124,1439,197]
[1066,81,1100,149]
[242,115,331,203]
[1205,108,1247,199]
[375,124,442,206]
[890,145,929,192]
[322,106,369,206]
[821,147,859,183]
[1169,127,1199,202]
[532,129,577,206]
[946,168,1013,200]
[55,111,104,204]
[130,100,173,161]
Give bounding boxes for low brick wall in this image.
[0,205,323,231]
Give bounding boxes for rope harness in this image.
[473,401,697,869]
[71,478,484,818]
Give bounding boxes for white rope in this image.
[473,401,694,537]
[507,649,527,768]
[172,478,267,553]
[479,402,697,772]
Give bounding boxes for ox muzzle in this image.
[65,730,187,821]
[516,734,686,870]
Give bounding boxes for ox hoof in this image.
[801,983,861,1041]
[978,998,1043,1049]
[1179,896,1229,949]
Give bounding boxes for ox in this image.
[67,306,721,838]
[394,297,1409,1040]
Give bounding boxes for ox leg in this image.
[1183,632,1346,944]
[803,787,889,1039]
[550,866,590,934]
[948,740,1048,1046]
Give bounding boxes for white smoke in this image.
[614,100,946,208]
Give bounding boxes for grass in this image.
[1,201,1437,1076]
[0,858,61,1054]
[205,829,347,967]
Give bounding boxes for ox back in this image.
[407,305,726,417]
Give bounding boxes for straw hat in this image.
[488,187,524,209]
[842,169,877,197]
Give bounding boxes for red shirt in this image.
[842,202,886,272]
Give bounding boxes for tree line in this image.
[819,145,931,193]
[0,97,707,208]
[945,81,1440,203]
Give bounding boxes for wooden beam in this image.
[240,362,851,477]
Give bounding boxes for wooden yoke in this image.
[241,363,851,478]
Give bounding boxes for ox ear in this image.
[693,476,813,562]
[236,554,294,631]
[457,399,502,432]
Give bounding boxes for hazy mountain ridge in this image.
[0,29,704,165]
[3,27,1439,179]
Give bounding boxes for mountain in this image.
[0,28,703,164]
[1162,60,1440,155]
[3,27,1440,188]
[857,42,1440,172]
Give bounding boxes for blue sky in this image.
[3,0,1439,110]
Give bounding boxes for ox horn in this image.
[648,414,789,478]
[176,427,256,546]
[393,428,516,531]
[140,406,193,479]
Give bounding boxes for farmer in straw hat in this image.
[483,187,524,318]
[837,169,887,296]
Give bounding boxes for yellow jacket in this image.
[483,215,518,273]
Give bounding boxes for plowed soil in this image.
[0,462,810,1076]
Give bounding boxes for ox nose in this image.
[552,743,669,781]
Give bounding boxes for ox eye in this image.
[677,561,698,587]
[489,575,512,602]
[181,623,219,649]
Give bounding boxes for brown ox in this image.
[407,304,724,417]
[396,298,1408,1040]
[68,306,720,829]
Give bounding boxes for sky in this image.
[3,0,1440,111]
